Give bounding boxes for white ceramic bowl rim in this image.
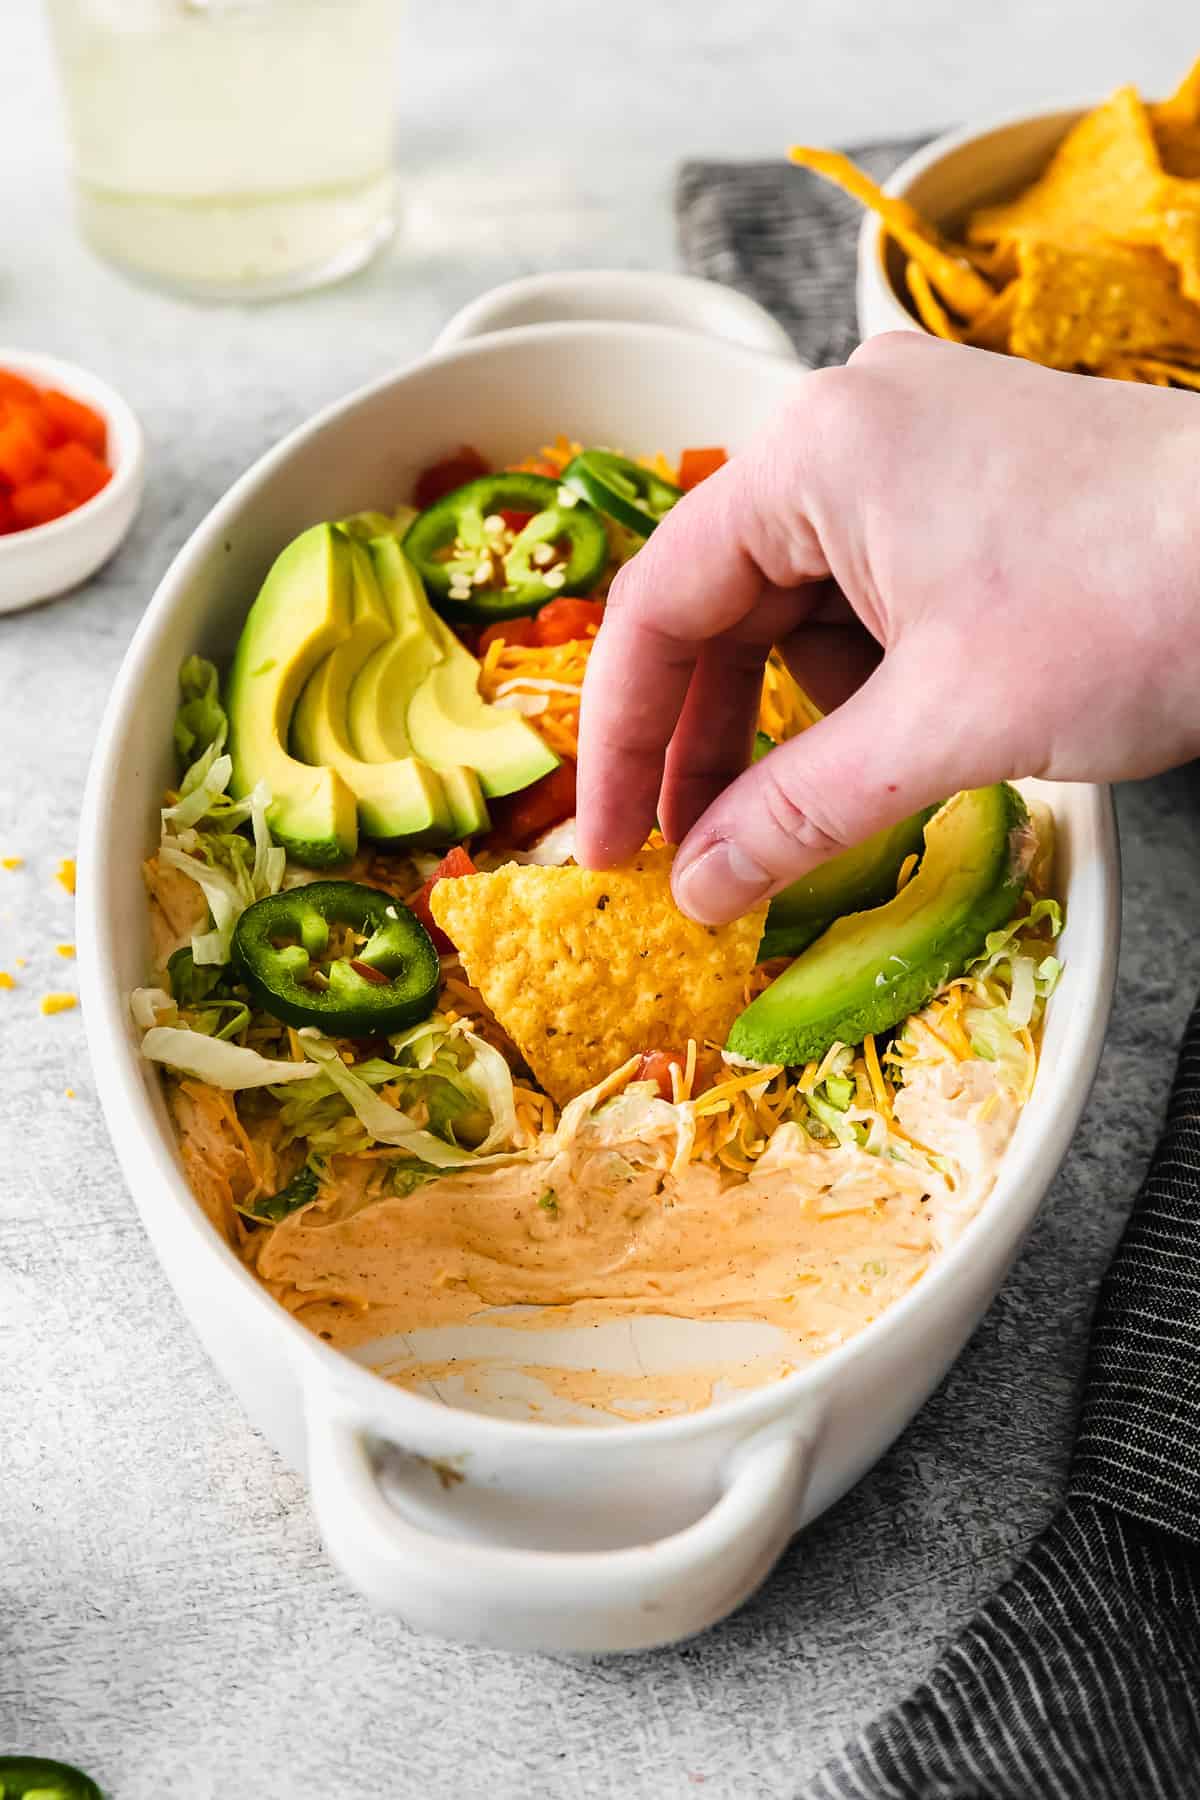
[79,317,1118,1459]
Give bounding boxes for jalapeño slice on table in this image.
[0,1757,103,1799]
[560,450,682,537]
[230,881,440,1037]
[403,472,608,624]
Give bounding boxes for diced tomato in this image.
[2,401,63,449]
[0,415,46,487]
[413,445,490,510]
[0,371,114,532]
[0,370,42,408]
[678,446,728,491]
[40,389,107,458]
[10,477,71,529]
[498,509,534,534]
[633,1050,685,1100]
[409,846,478,954]
[47,440,111,504]
[533,596,605,646]
[477,616,538,656]
[489,761,577,848]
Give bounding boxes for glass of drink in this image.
[45,0,401,300]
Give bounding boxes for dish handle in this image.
[432,269,797,360]
[306,1394,815,1654]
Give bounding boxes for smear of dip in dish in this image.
[133,435,1063,1422]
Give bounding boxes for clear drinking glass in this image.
[45,0,401,299]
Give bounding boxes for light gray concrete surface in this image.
[2,5,1199,1797]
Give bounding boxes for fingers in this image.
[576,436,832,869]
[670,648,998,925]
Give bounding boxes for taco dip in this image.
[131,433,1063,1424]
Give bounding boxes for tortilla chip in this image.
[967,85,1161,250]
[1124,355,1200,388]
[1094,358,1146,382]
[966,241,1020,286]
[1146,201,1200,304]
[1152,57,1200,176]
[1010,238,1200,369]
[790,146,994,316]
[430,847,767,1105]
[904,259,962,340]
[962,280,1018,352]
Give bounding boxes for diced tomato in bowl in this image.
[409,846,478,954]
[633,1050,685,1099]
[413,446,491,510]
[489,762,577,849]
[678,446,728,491]
[0,366,113,535]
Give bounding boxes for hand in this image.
[576,333,1200,922]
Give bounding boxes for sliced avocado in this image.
[350,537,490,837]
[750,734,936,959]
[400,551,560,800]
[291,540,455,845]
[339,503,418,543]
[437,764,491,838]
[727,784,1034,1066]
[759,805,937,961]
[348,537,446,763]
[226,523,360,867]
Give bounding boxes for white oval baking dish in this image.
[78,272,1119,1655]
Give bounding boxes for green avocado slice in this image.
[758,805,938,961]
[727,783,1035,1066]
[750,733,937,961]
[349,536,489,838]
[403,555,560,800]
[226,522,360,868]
[291,540,455,845]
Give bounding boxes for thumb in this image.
[670,652,996,925]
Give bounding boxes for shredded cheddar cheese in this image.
[56,858,76,895]
[477,632,592,761]
[40,993,77,1015]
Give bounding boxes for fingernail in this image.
[673,840,773,924]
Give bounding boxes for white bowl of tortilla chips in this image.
[849,59,1200,385]
[77,272,1119,1655]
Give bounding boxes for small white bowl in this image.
[856,103,1087,341]
[0,347,145,615]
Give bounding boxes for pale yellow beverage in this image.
[46,0,401,298]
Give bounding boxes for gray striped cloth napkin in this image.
[676,148,1200,1799]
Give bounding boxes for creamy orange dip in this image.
[235,1057,1017,1418]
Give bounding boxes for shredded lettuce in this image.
[388,1016,519,1154]
[297,1034,485,1169]
[130,987,176,1031]
[141,1027,316,1089]
[805,1090,863,1151]
[158,659,287,967]
[173,655,227,771]
[966,897,1063,1028]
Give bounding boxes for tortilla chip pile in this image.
[430,846,767,1105]
[791,57,1200,385]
